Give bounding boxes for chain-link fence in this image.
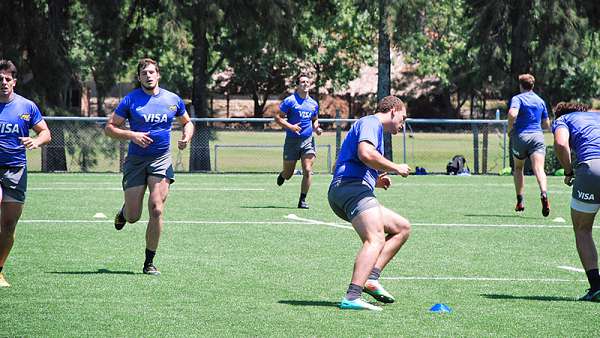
[29,117,510,174]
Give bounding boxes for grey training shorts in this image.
[511,132,546,160]
[0,166,27,203]
[328,179,380,222]
[571,158,600,213]
[122,152,174,190]
[283,136,316,161]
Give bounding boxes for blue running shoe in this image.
[339,297,382,311]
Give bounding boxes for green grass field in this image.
[1,173,599,337]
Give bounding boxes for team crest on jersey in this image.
[169,105,177,112]
[20,113,31,121]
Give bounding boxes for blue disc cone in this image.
[429,303,452,313]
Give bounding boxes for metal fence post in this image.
[473,124,479,174]
[482,125,488,174]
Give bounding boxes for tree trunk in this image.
[189,7,212,172]
[509,0,532,84]
[377,0,392,161]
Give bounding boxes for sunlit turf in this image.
[1,173,598,337]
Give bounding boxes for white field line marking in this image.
[284,215,571,229]
[285,214,353,230]
[381,276,586,283]
[28,187,264,191]
[19,220,311,225]
[557,265,585,273]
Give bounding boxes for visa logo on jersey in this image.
[0,123,20,133]
[577,190,595,201]
[298,110,313,118]
[143,114,168,123]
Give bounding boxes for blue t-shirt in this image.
[115,88,186,156]
[552,112,600,162]
[0,94,44,167]
[279,92,319,138]
[331,115,383,190]
[510,91,548,134]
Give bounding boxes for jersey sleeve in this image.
[551,116,568,133]
[279,97,291,116]
[542,101,549,119]
[509,96,521,110]
[176,96,186,117]
[114,95,131,119]
[357,119,380,147]
[312,101,319,118]
[28,102,43,129]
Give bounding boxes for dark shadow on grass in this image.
[242,206,298,210]
[278,300,340,308]
[47,269,135,275]
[481,293,576,302]
[464,213,539,219]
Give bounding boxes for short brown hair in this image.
[518,74,535,90]
[376,95,405,114]
[296,72,310,85]
[137,58,159,76]
[553,101,590,119]
[0,60,17,78]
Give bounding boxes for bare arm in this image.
[507,107,518,133]
[541,117,551,130]
[274,110,301,135]
[357,141,410,177]
[312,116,322,135]
[176,113,194,150]
[104,112,153,148]
[20,120,52,149]
[553,127,574,185]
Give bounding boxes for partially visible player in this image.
[105,58,194,276]
[329,95,411,311]
[0,60,52,287]
[274,73,322,209]
[508,73,551,216]
[552,102,600,301]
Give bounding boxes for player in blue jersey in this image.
[552,102,600,301]
[508,74,551,216]
[329,96,411,311]
[0,60,52,287]
[105,58,194,276]
[274,73,322,209]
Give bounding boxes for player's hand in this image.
[19,137,40,150]
[289,123,301,135]
[131,132,153,148]
[375,173,391,190]
[393,164,411,177]
[177,138,189,150]
[564,174,574,186]
[315,127,323,136]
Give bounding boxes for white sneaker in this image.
[364,279,395,303]
[0,272,11,288]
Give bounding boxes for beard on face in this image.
[141,81,156,90]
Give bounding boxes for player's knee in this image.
[148,204,164,219]
[0,222,17,236]
[366,233,386,249]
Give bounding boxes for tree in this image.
[378,0,393,160]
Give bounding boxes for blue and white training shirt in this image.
[510,91,548,134]
[0,94,44,167]
[552,111,600,162]
[331,115,383,190]
[115,88,186,157]
[279,92,319,139]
